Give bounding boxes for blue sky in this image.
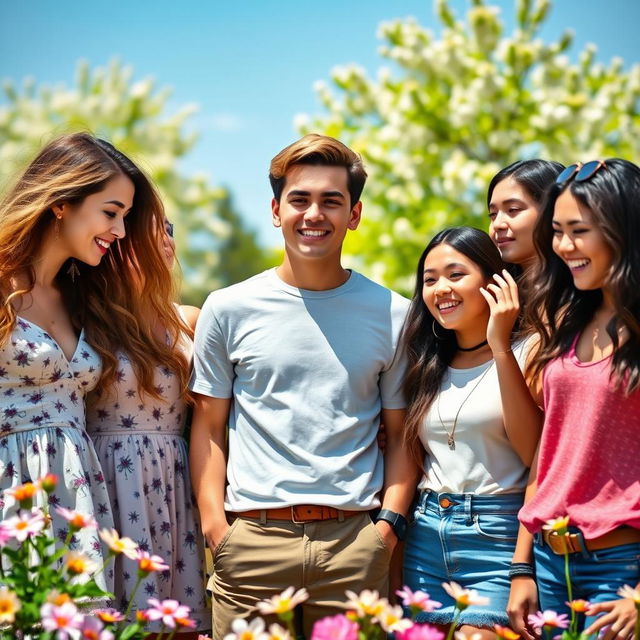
[2,0,639,246]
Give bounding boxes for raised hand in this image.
[479,269,520,354]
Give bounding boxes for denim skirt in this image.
[403,489,524,627]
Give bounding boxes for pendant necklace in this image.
[436,362,493,450]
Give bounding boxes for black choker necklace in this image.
[458,340,488,352]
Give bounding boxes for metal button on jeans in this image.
[439,497,453,508]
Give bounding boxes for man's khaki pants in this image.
[210,512,391,639]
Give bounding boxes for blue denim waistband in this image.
[416,489,524,520]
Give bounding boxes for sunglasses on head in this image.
[555,160,607,186]
[165,221,174,238]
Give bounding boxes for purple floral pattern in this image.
[86,347,208,629]
[0,318,114,593]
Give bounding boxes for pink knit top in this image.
[519,337,640,539]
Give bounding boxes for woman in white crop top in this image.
[400,227,542,638]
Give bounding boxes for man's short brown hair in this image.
[269,134,367,208]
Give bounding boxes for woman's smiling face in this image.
[56,173,135,266]
[423,243,490,332]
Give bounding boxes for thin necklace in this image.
[436,362,493,450]
[457,339,488,352]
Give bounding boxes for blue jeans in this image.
[534,533,640,631]
[403,489,524,627]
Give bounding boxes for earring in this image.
[432,319,447,340]
[54,215,61,240]
[67,260,80,282]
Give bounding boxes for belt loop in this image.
[464,494,473,525]
[338,509,345,523]
[259,510,267,525]
[418,489,428,514]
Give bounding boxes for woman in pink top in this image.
[508,159,640,640]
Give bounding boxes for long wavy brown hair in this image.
[525,158,640,394]
[0,132,190,399]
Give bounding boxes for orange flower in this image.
[64,551,98,576]
[45,590,73,606]
[136,610,150,623]
[95,609,124,623]
[40,473,58,493]
[566,600,590,613]
[494,624,520,639]
[176,616,197,628]
[0,586,21,624]
[6,482,40,507]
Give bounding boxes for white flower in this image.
[224,617,268,640]
[344,589,388,618]
[256,586,309,615]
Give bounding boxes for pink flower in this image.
[79,616,115,640]
[527,610,570,631]
[396,623,445,640]
[55,506,97,531]
[136,550,169,574]
[0,522,12,547]
[145,598,192,629]
[311,614,359,640]
[441,582,489,610]
[396,586,442,614]
[3,507,45,542]
[40,601,84,639]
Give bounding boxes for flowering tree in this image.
[297,0,640,293]
[0,60,270,305]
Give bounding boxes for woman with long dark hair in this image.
[509,159,640,639]
[488,160,564,273]
[401,227,542,638]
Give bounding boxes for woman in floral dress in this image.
[0,132,178,593]
[86,217,208,635]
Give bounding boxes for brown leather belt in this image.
[233,505,363,523]
[542,526,640,555]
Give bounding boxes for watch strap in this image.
[375,508,408,541]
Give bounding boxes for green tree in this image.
[0,60,270,305]
[298,0,640,293]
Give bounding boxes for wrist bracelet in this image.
[508,562,535,580]
[493,348,513,356]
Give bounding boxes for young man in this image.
[189,134,416,638]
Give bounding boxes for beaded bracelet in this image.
[508,562,536,580]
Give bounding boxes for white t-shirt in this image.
[190,268,409,511]
[418,342,529,495]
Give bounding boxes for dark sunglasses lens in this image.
[575,160,601,182]
[165,222,174,237]
[556,164,579,185]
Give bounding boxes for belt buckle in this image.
[291,505,316,524]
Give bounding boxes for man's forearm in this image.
[380,408,418,516]
[189,395,232,544]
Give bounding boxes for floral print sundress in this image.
[0,317,114,593]
[86,339,208,630]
